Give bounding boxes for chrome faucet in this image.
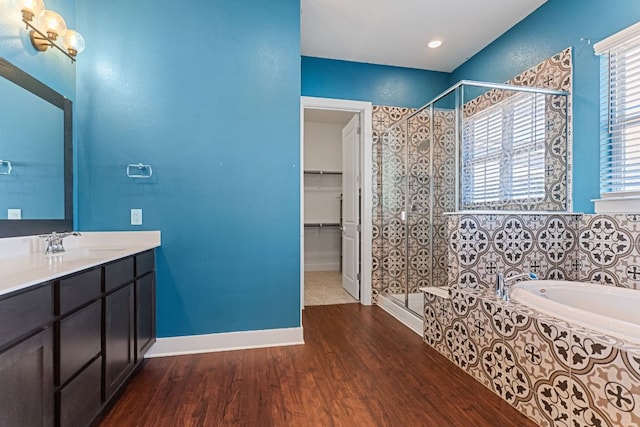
[495,271,537,302]
[38,231,81,254]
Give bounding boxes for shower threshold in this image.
[377,293,423,336]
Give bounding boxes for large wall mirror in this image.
[0,58,73,238]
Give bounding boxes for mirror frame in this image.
[0,58,73,238]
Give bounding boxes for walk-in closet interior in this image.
[303,109,358,306]
[377,80,569,319]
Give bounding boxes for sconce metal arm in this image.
[23,19,75,63]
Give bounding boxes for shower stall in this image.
[377,80,569,320]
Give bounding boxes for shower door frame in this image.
[300,96,374,319]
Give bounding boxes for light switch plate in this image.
[130,209,142,225]
[8,209,21,220]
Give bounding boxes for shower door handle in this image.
[401,210,406,223]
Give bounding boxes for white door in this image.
[342,114,360,300]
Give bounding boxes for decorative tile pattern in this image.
[569,330,639,427]
[372,106,415,301]
[534,372,573,427]
[424,276,640,426]
[493,216,534,265]
[579,215,633,267]
[373,106,456,302]
[372,49,574,302]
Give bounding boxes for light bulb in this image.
[17,0,45,21]
[61,30,85,56]
[427,40,443,49]
[38,10,66,40]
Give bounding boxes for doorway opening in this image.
[300,97,373,313]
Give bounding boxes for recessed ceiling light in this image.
[428,40,442,49]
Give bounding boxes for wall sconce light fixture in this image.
[17,0,85,62]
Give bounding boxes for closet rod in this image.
[304,223,341,229]
[304,170,342,175]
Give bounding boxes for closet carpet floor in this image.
[304,270,358,306]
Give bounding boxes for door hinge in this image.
[357,273,361,281]
[357,224,361,232]
[357,127,361,135]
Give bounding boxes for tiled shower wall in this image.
[371,107,455,302]
[370,47,573,303]
[448,213,640,290]
[372,106,414,303]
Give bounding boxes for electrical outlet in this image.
[130,209,142,225]
[8,209,21,220]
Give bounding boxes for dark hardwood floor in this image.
[98,304,537,426]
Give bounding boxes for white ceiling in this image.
[301,0,547,72]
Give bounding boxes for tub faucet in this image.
[495,271,537,302]
[38,231,81,254]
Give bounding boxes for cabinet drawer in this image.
[58,301,101,385]
[105,257,134,292]
[58,356,102,427]
[0,284,52,349]
[57,268,101,315]
[136,250,155,277]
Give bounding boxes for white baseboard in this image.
[146,327,304,358]
[304,263,340,271]
[377,296,422,336]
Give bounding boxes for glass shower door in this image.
[380,120,408,309]
[405,108,433,315]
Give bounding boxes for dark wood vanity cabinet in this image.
[0,328,54,427]
[135,250,156,361]
[0,283,54,427]
[0,249,156,427]
[56,268,103,427]
[104,282,135,401]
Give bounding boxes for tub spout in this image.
[497,272,537,302]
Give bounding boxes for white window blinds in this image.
[595,23,640,195]
[462,92,546,207]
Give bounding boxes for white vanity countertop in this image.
[0,231,161,297]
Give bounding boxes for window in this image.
[462,92,546,208]
[594,21,640,212]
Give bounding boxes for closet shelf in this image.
[304,170,342,175]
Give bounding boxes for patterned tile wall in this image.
[448,213,581,290]
[371,106,456,303]
[423,289,640,427]
[372,106,414,303]
[578,214,640,289]
[370,48,573,303]
[447,213,640,291]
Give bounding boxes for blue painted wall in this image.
[76,0,301,337]
[302,56,450,108]
[450,0,640,213]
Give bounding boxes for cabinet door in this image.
[136,273,156,361]
[104,284,134,400]
[58,356,102,427]
[58,300,102,385]
[0,328,54,427]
